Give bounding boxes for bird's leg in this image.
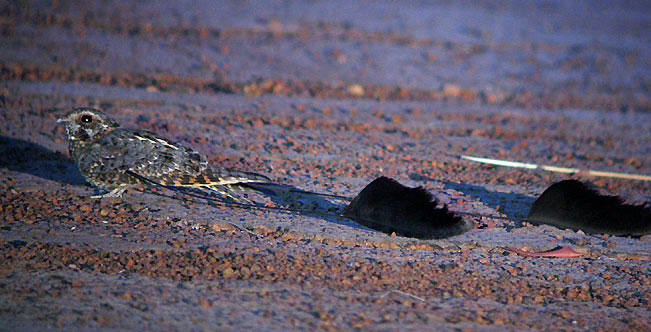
[227,222,263,238]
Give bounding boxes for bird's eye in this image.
[80,115,93,123]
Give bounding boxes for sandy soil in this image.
[1,1,650,331]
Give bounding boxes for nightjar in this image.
[57,107,270,201]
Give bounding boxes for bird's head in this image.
[57,108,120,142]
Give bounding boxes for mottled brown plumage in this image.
[57,108,269,200]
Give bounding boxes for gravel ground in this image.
[1,1,650,331]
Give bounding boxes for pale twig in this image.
[461,155,651,181]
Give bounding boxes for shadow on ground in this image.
[0,135,87,186]
[443,181,537,225]
[410,172,536,222]
[130,179,372,232]
[245,183,371,231]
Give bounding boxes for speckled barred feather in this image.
[58,108,269,201]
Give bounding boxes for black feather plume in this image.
[343,177,472,239]
[527,180,651,236]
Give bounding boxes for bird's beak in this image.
[56,118,68,123]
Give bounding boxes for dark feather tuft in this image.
[527,180,650,236]
[343,177,472,239]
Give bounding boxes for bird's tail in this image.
[201,167,271,203]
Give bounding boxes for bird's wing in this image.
[102,129,269,187]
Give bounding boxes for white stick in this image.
[460,155,651,181]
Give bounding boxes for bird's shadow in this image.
[0,135,87,186]
[242,183,370,230]
[141,182,369,231]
